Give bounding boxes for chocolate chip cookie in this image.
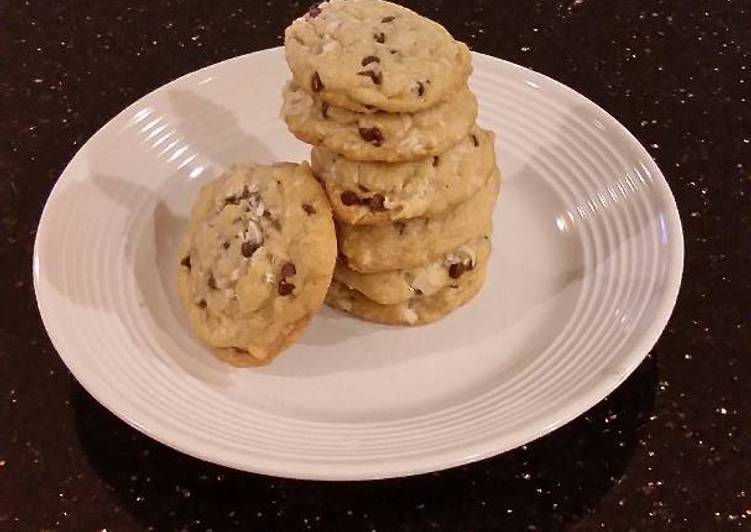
[285,0,472,113]
[334,235,490,305]
[282,81,477,162]
[312,126,496,224]
[176,163,336,366]
[337,167,500,273]
[326,257,489,325]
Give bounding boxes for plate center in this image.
[136,144,585,423]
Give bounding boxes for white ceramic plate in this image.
[33,48,683,480]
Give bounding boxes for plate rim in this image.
[33,47,685,480]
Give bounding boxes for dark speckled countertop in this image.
[2,1,750,530]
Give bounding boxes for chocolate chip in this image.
[432,156,440,167]
[417,81,425,96]
[381,15,395,22]
[448,263,467,279]
[374,32,385,44]
[208,274,218,290]
[180,256,191,269]
[340,190,361,206]
[470,134,479,147]
[311,71,324,92]
[321,102,329,118]
[361,55,380,66]
[357,70,382,85]
[241,241,259,258]
[222,241,230,250]
[302,203,316,215]
[358,127,384,146]
[278,280,295,296]
[307,2,321,18]
[281,261,296,278]
[198,299,207,309]
[368,193,386,211]
[395,222,407,235]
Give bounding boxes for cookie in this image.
[326,258,488,325]
[311,125,496,224]
[284,0,472,113]
[334,234,490,305]
[338,167,500,273]
[282,81,477,162]
[176,163,336,366]
[211,316,312,367]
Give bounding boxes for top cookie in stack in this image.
[282,0,500,326]
[284,0,472,115]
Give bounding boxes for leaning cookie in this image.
[326,259,488,325]
[338,167,500,273]
[176,163,336,366]
[334,235,491,305]
[284,0,472,113]
[312,126,496,225]
[282,81,477,162]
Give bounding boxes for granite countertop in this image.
[1,1,749,530]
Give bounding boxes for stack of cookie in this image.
[282,0,500,325]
